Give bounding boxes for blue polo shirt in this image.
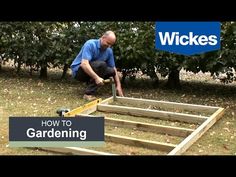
[70,39,115,78]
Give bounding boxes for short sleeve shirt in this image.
[70,39,115,78]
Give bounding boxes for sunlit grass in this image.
[1,66,236,155]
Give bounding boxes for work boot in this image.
[83,94,97,101]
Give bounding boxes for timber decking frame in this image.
[43,96,224,155]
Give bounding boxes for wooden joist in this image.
[105,117,194,137]
[40,147,116,155]
[100,97,114,105]
[116,97,219,114]
[98,104,208,124]
[105,133,177,152]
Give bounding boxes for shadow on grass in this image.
[122,78,236,99]
[1,66,236,99]
[0,66,77,85]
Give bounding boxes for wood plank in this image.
[100,96,114,104]
[105,117,194,137]
[40,147,116,155]
[168,107,225,155]
[105,133,176,152]
[77,114,193,137]
[98,104,208,124]
[116,97,219,114]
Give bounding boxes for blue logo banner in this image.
[155,22,221,55]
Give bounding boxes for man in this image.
[71,31,124,101]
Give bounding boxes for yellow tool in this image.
[63,98,102,117]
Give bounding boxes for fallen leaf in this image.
[37,82,44,87]
[208,144,212,147]
[225,122,231,125]
[223,127,230,132]
[223,144,229,150]
[199,149,203,153]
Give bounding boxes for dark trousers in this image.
[75,61,115,95]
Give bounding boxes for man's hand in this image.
[116,85,124,97]
[95,76,104,86]
[81,59,104,86]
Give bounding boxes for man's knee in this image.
[106,67,115,77]
[90,61,107,70]
[75,67,90,82]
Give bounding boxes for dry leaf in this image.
[223,127,230,132]
[225,122,231,125]
[223,144,229,150]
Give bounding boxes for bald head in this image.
[103,31,116,42]
[100,31,116,50]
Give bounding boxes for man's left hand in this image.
[116,85,124,97]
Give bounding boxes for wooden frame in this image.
[42,96,224,155]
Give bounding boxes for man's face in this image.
[101,36,115,50]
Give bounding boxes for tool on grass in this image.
[56,108,70,117]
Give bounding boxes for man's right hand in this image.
[95,76,104,86]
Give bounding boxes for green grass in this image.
[1,66,236,155]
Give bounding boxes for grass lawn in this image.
[1,67,236,155]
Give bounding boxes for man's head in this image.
[100,31,116,50]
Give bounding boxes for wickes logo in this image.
[155,22,221,55]
[159,32,218,46]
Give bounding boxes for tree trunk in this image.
[40,65,47,79]
[16,61,21,74]
[29,66,33,76]
[149,69,159,87]
[61,64,69,79]
[121,71,127,84]
[166,69,181,89]
[152,77,159,88]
